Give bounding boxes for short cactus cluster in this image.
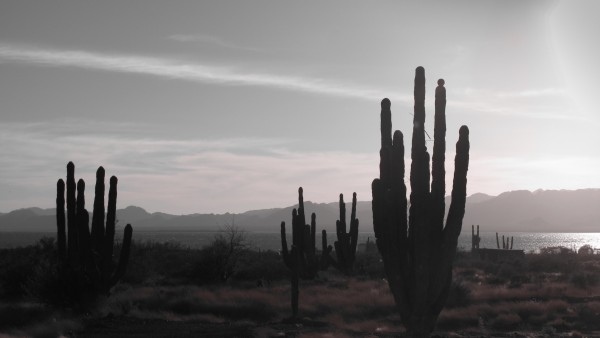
[496,232,514,250]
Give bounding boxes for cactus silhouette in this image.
[496,232,513,250]
[56,162,132,307]
[321,193,359,274]
[280,187,326,317]
[372,67,470,336]
[472,225,481,250]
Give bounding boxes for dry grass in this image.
[0,302,80,338]
[99,278,404,336]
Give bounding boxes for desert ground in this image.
[1,237,600,337]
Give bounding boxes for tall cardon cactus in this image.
[372,67,470,336]
[280,187,327,317]
[56,162,132,306]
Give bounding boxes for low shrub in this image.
[0,237,58,300]
[445,279,472,308]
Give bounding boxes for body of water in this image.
[2,231,600,253]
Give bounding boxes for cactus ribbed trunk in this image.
[56,162,133,307]
[372,67,470,336]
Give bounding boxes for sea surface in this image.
[2,231,600,253]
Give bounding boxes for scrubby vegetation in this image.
[1,236,600,336]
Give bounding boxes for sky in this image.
[0,1,599,214]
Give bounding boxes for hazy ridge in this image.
[1,189,599,233]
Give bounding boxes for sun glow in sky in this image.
[0,1,599,214]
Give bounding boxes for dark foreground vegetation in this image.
[1,235,600,337]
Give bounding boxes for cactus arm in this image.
[110,224,132,287]
[66,162,77,262]
[103,176,118,285]
[76,180,91,261]
[57,179,66,260]
[297,187,306,232]
[349,192,359,263]
[372,99,412,325]
[91,167,105,253]
[442,126,470,244]
[310,213,316,256]
[409,67,432,318]
[320,229,333,269]
[391,130,408,273]
[431,79,447,236]
[281,221,291,267]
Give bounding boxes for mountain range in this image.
[1,189,599,233]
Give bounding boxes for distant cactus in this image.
[372,67,470,336]
[280,187,325,317]
[56,162,132,307]
[496,232,513,250]
[321,193,359,274]
[472,225,481,250]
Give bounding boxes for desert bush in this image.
[22,247,65,305]
[188,225,247,284]
[232,249,288,282]
[353,250,385,279]
[527,250,579,277]
[576,301,600,330]
[105,285,282,322]
[570,272,592,289]
[445,279,472,308]
[122,240,195,285]
[578,244,595,255]
[0,237,58,300]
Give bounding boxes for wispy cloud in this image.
[449,86,584,121]
[0,43,407,103]
[2,120,598,214]
[168,34,263,52]
[0,121,377,213]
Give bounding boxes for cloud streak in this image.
[0,43,407,103]
[3,120,598,214]
[0,121,378,213]
[0,43,581,121]
[168,34,263,52]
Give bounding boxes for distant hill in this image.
[462,189,600,233]
[1,189,599,233]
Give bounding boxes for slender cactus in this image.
[280,187,322,317]
[372,67,470,336]
[56,162,133,306]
